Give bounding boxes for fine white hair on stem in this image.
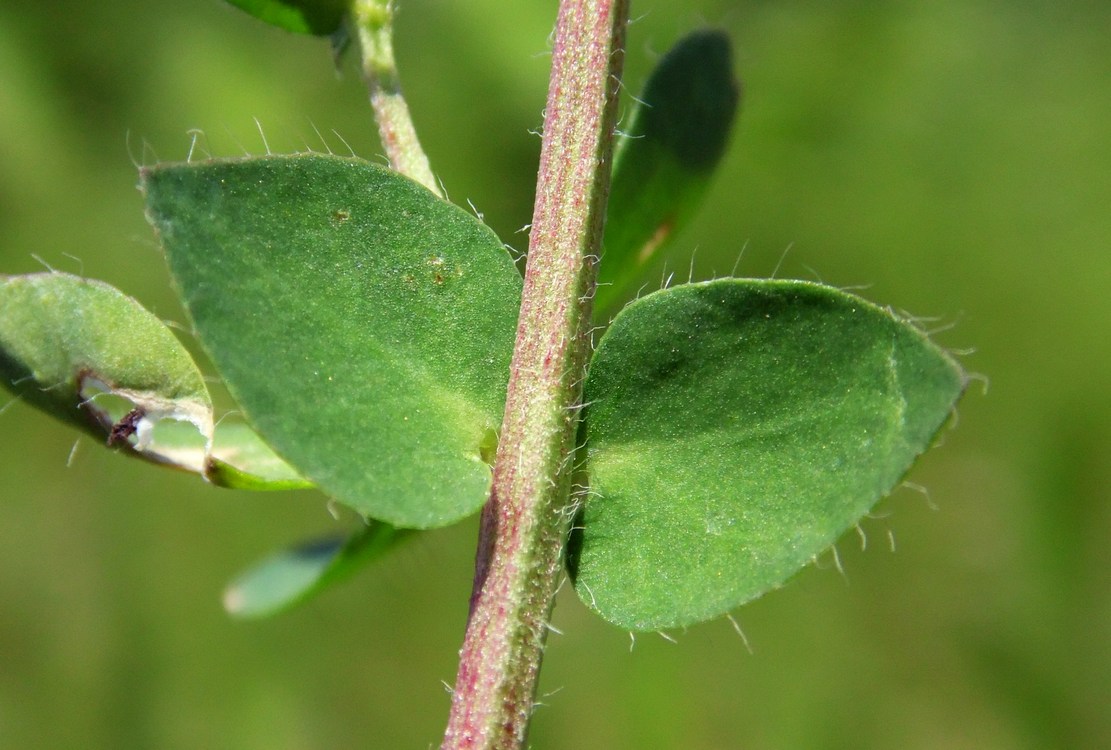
[552,574,568,596]
[0,396,18,418]
[855,523,868,552]
[613,128,645,141]
[626,89,651,108]
[331,129,356,157]
[829,543,847,581]
[185,128,212,162]
[125,134,160,168]
[125,129,142,169]
[219,124,249,157]
[726,613,754,654]
[61,253,85,276]
[253,118,271,155]
[532,685,565,709]
[926,319,961,337]
[965,371,990,395]
[66,439,81,468]
[187,129,200,162]
[30,254,57,273]
[212,410,244,429]
[628,632,636,652]
[579,581,597,608]
[802,263,826,284]
[730,239,750,278]
[901,481,937,511]
[308,119,334,154]
[771,242,794,279]
[657,631,678,644]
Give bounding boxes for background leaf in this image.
[570,279,965,630]
[224,0,347,36]
[223,521,413,619]
[142,154,521,528]
[596,30,740,315]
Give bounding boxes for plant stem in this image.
[440,1,628,749]
[350,0,441,196]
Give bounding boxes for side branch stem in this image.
[351,0,441,196]
[440,0,628,748]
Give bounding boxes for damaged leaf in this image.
[0,272,213,460]
[0,272,309,489]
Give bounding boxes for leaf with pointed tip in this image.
[225,0,347,36]
[597,30,740,315]
[223,521,414,619]
[142,154,521,528]
[569,279,965,630]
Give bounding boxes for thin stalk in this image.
[440,1,629,749]
[350,0,441,196]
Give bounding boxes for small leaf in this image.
[0,272,213,465]
[597,30,740,314]
[142,154,521,528]
[570,279,965,630]
[223,521,413,618]
[225,0,347,36]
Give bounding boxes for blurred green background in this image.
[1,1,1108,748]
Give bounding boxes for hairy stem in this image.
[440,1,628,748]
[350,0,441,196]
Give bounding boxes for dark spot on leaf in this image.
[108,408,145,446]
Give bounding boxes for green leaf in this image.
[597,30,740,315]
[0,272,213,464]
[223,521,413,619]
[142,154,521,528]
[207,421,315,490]
[225,0,347,36]
[569,279,965,630]
[0,272,311,489]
